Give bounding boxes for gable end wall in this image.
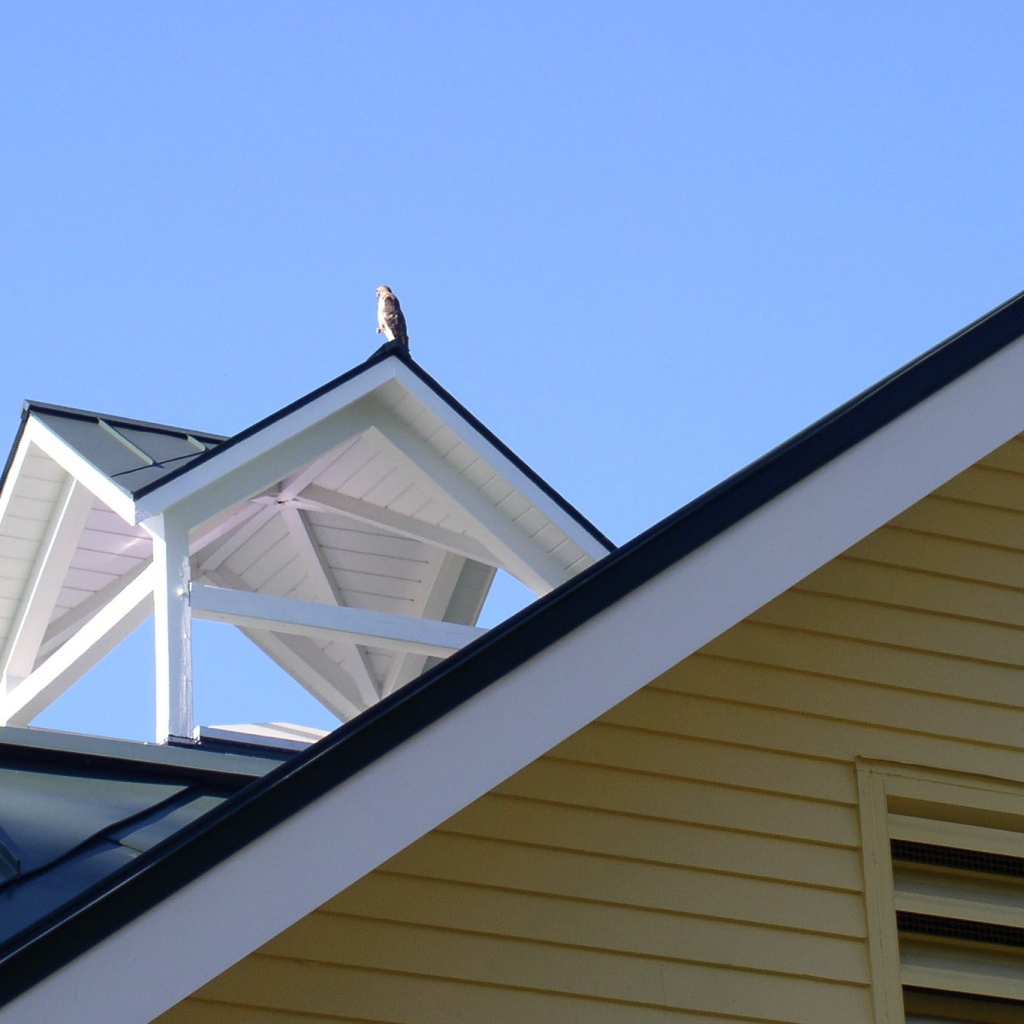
[156,436,1024,1024]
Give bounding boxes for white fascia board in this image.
[391,361,613,560]
[9,332,1024,1024]
[21,418,137,525]
[0,434,37,529]
[133,359,401,525]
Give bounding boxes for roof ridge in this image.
[22,402,226,443]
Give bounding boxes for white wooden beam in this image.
[239,629,364,721]
[205,566,368,720]
[294,484,500,567]
[189,502,265,560]
[277,449,350,502]
[190,584,485,658]
[23,418,137,524]
[380,550,466,698]
[364,419,571,595]
[148,514,193,743]
[37,561,153,661]
[0,565,155,726]
[198,504,278,574]
[0,477,94,688]
[279,505,343,605]
[204,561,368,720]
[279,504,380,705]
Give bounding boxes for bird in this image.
[376,285,409,347]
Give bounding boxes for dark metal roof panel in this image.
[0,845,139,949]
[25,404,225,497]
[0,768,188,875]
[0,729,280,961]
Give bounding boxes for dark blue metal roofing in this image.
[0,728,288,961]
[25,404,226,497]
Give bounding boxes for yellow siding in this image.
[157,443,1024,1024]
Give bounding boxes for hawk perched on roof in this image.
[376,285,409,347]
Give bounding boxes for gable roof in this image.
[3,290,1024,1020]
[19,405,225,497]
[0,342,614,739]
[129,341,613,549]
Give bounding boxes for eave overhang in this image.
[4,290,1024,1019]
[0,343,612,740]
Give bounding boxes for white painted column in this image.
[149,513,193,743]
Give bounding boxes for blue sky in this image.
[5,2,1024,741]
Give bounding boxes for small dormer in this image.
[0,344,612,745]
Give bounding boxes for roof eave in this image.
[4,288,1024,1017]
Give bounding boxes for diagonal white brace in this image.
[0,564,155,726]
[294,484,500,567]
[0,476,94,689]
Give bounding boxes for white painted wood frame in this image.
[0,477,94,690]
[190,584,486,658]
[147,514,193,743]
[292,484,500,566]
[0,565,156,726]
[363,421,570,595]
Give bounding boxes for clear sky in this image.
[5,2,1024,741]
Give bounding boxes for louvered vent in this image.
[889,814,1024,1021]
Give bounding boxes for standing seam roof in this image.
[1,290,1023,1005]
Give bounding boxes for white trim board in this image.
[388,361,613,561]
[133,360,400,521]
[20,419,137,525]
[7,330,1024,1023]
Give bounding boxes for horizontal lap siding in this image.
[160,447,1024,1023]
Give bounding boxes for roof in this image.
[130,342,613,552]
[0,727,286,959]
[20,405,225,497]
[4,290,1024,1018]
[6,345,611,555]
[0,342,614,737]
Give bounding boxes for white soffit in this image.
[0,351,611,732]
[0,434,152,684]
[379,362,611,563]
[11,317,1024,1024]
[134,355,610,570]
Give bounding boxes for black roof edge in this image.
[0,736,264,790]
[0,406,32,511]
[2,288,1024,1005]
[0,402,227,510]
[128,342,615,550]
[21,401,227,444]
